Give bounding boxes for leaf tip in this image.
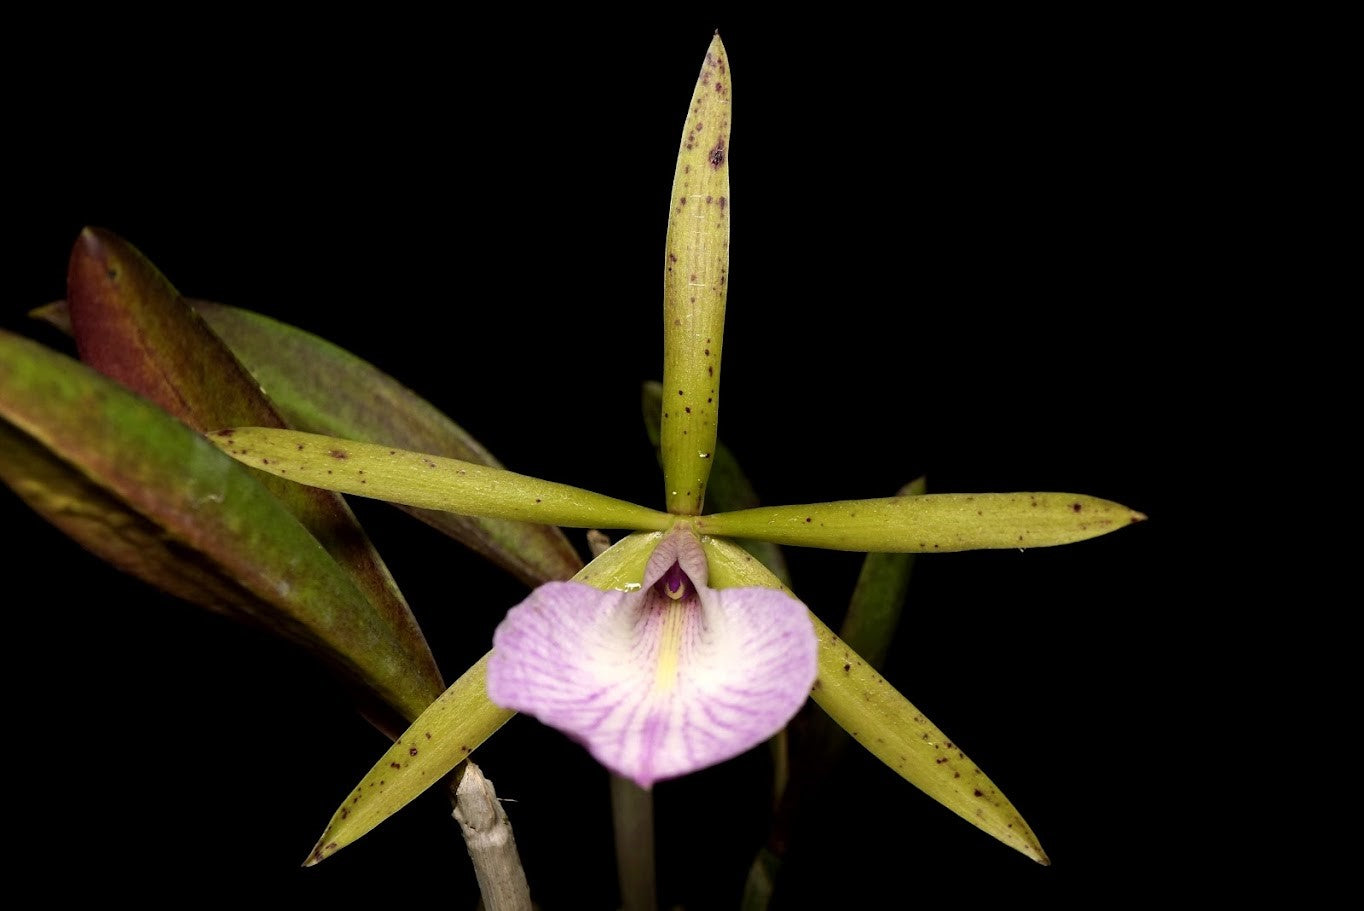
[28,301,71,333]
[72,225,118,269]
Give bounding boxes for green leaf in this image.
[661,34,731,515]
[701,534,1049,864]
[37,297,583,586]
[306,531,664,864]
[699,492,1146,551]
[210,428,674,532]
[0,329,440,722]
[65,228,443,714]
[740,846,781,911]
[642,380,790,585]
[838,477,924,668]
[29,301,71,334]
[0,420,265,620]
[194,302,584,586]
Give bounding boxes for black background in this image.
[5,13,1206,907]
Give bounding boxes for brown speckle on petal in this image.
[709,140,726,168]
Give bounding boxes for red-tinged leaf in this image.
[65,228,443,716]
[0,420,264,620]
[35,298,583,587]
[0,329,438,722]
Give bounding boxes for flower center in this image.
[659,562,691,601]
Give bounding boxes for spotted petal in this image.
[488,530,816,788]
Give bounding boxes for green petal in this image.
[698,492,1146,551]
[0,330,439,722]
[661,34,731,515]
[701,534,1049,864]
[642,380,790,585]
[65,229,443,713]
[306,531,663,864]
[211,428,674,531]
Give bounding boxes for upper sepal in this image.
[661,35,732,515]
[701,534,1049,864]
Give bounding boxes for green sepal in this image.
[838,477,924,667]
[701,534,1049,864]
[210,428,673,532]
[740,477,926,909]
[306,531,664,864]
[660,34,731,515]
[36,297,582,586]
[306,650,515,866]
[698,492,1146,551]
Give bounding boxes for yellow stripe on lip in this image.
[654,598,686,691]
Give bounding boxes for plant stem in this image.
[451,762,532,911]
[610,774,657,911]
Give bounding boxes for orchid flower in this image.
[188,34,1145,869]
[488,526,816,790]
